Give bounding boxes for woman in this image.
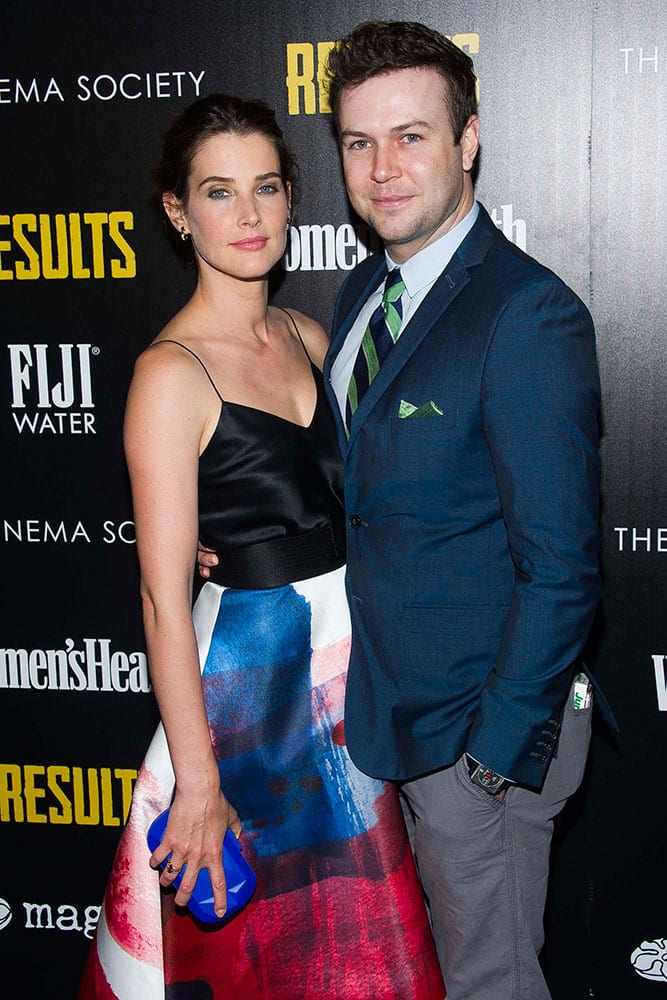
[79,94,444,999]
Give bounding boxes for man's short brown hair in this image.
[326,20,478,143]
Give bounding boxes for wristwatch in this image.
[465,754,511,796]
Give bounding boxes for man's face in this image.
[338,67,479,264]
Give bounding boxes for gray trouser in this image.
[400,686,592,1000]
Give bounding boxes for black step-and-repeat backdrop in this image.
[2,2,666,996]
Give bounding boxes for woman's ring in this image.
[166,861,181,875]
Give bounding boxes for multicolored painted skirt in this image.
[79,566,444,998]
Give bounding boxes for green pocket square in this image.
[398,398,444,419]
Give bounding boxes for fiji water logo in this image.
[7,343,97,435]
[631,938,667,982]
[0,897,11,930]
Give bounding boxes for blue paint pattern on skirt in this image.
[202,584,367,857]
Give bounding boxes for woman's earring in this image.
[285,216,291,231]
[180,226,190,241]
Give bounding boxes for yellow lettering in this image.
[69,213,91,278]
[0,764,24,822]
[83,212,108,278]
[0,211,137,281]
[100,768,120,826]
[286,43,317,115]
[72,766,100,824]
[47,765,73,824]
[316,42,335,114]
[108,211,136,278]
[0,215,13,280]
[24,765,47,823]
[0,764,139,826]
[40,213,69,279]
[13,214,40,279]
[448,33,479,54]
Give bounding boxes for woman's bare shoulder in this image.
[280,308,330,369]
[135,308,204,378]
[129,316,215,421]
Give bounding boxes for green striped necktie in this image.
[346,268,405,428]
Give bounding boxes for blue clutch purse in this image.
[146,808,256,924]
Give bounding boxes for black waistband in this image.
[207,522,345,590]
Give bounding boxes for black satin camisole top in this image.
[155,316,345,589]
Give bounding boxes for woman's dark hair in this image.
[326,21,478,143]
[154,93,298,258]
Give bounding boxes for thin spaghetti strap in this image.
[277,308,312,364]
[148,339,224,403]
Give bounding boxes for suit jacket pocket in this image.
[389,412,456,431]
[388,412,458,481]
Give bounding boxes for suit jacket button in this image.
[349,514,362,528]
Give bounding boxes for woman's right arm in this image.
[124,346,241,918]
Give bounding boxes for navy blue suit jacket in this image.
[323,206,602,789]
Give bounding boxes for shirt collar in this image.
[385,201,480,297]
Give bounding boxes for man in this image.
[200,20,606,999]
[322,20,605,1000]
